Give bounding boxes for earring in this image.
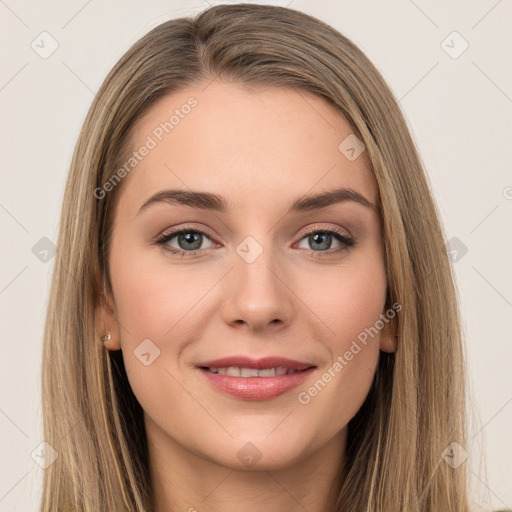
[100,330,111,343]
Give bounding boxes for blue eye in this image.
[156,228,215,257]
[155,226,355,258]
[296,228,355,258]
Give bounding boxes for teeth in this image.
[206,366,301,377]
[226,366,240,376]
[240,368,259,377]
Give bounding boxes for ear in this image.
[379,314,398,353]
[94,288,121,351]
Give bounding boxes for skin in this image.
[95,79,396,512]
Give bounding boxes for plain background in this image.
[0,1,511,510]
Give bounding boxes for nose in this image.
[220,243,294,332]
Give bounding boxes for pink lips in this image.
[196,355,316,401]
[197,355,314,371]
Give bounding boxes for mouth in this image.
[198,365,313,377]
[195,355,315,372]
[195,357,317,400]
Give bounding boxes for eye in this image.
[156,227,217,257]
[155,225,356,259]
[296,227,355,258]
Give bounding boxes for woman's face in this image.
[98,79,394,470]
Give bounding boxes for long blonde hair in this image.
[40,4,472,511]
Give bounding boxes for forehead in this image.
[117,80,378,215]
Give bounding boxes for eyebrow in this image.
[137,187,379,216]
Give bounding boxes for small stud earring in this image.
[100,331,111,343]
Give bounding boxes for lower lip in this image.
[197,367,316,400]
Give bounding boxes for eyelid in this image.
[156,224,216,242]
[155,224,218,252]
[299,223,352,239]
[293,224,355,258]
[155,223,355,257]
[156,223,352,243]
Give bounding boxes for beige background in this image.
[0,0,511,510]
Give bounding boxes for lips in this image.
[195,355,317,400]
[196,355,315,371]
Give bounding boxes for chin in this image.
[199,431,315,471]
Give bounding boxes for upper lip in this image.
[196,356,316,371]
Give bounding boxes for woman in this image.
[40,3,475,511]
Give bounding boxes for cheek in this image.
[109,230,202,337]
[108,243,203,412]
[292,259,386,424]
[298,257,387,348]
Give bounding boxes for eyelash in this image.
[155,225,356,259]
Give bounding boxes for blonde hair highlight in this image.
[40,4,472,511]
